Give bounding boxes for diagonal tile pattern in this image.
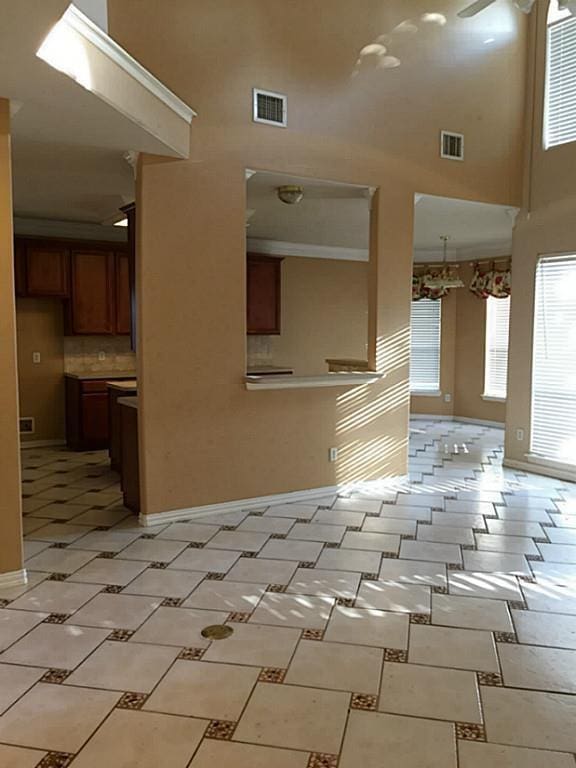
[0,421,575,765]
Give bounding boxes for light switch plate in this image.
[32,352,41,364]
[329,447,338,462]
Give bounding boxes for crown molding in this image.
[246,238,369,262]
[414,239,512,263]
[64,5,196,124]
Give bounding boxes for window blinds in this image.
[545,15,576,148]
[484,296,510,399]
[531,256,576,465]
[410,299,441,393]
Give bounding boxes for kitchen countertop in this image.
[247,365,294,376]
[118,396,138,409]
[64,371,137,381]
[107,380,138,391]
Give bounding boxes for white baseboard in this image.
[138,476,409,527]
[139,485,341,526]
[20,440,66,449]
[0,568,27,588]
[410,414,504,428]
[503,458,576,484]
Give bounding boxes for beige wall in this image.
[16,299,65,443]
[249,256,368,377]
[506,0,576,468]
[109,0,527,515]
[0,100,24,575]
[411,264,507,424]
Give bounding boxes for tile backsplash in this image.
[64,336,136,373]
[247,335,273,367]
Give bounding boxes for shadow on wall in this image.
[335,328,411,484]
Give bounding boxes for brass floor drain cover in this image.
[201,624,234,640]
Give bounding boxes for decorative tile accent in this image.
[37,752,75,768]
[384,648,408,663]
[432,585,448,594]
[47,573,70,582]
[108,629,135,642]
[336,598,355,607]
[346,526,362,532]
[139,533,156,539]
[220,525,237,531]
[205,720,237,740]
[308,753,339,768]
[447,563,464,571]
[205,572,225,580]
[101,585,124,594]
[249,510,266,517]
[494,631,518,643]
[477,672,503,687]
[410,613,432,625]
[361,573,379,581]
[418,519,432,525]
[456,723,486,741]
[41,668,72,684]
[299,561,316,569]
[149,562,168,569]
[270,533,287,540]
[302,629,325,641]
[472,528,486,534]
[161,597,184,607]
[517,574,536,583]
[400,534,416,541]
[50,543,69,550]
[178,647,206,661]
[0,598,11,608]
[351,693,378,711]
[462,544,476,551]
[365,512,380,517]
[267,584,287,593]
[187,542,205,549]
[43,613,71,624]
[258,667,287,684]
[97,551,117,559]
[540,521,554,528]
[95,526,111,531]
[228,612,252,623]
[526,554,544,562]
[297,518,311,524]
[533,537,549,544]
[382,552,399,559]
[431,507,444,512]
[241,552,257,558]
[508,601,527,611]
[117,692,149,710]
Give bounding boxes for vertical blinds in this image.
[484,296,510,399]
[545,15,576,148]
[410,299,441,393]
[531,256,576,465]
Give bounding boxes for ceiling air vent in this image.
[19,417,35,435]
[253,88,287,127]
[440,131,464,161]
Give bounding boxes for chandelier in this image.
[422,236,464,290]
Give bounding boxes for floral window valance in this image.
[469,263,511,299]
[412,274,449,301]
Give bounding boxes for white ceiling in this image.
[247,172,515,261]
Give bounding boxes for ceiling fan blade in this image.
[457,0,497,18]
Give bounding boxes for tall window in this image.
[531,256,576,465]
[410,299,441,394]
[544,1,576,148]
[484,296,510,400]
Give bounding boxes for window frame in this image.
[483,295,511,402]
[543,3,576,150]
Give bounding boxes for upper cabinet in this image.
[67,250,116,335]
[25,243,69,297]
[247,254,282,335]
[115,252,131,335]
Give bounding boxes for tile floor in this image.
[2,421,576,767]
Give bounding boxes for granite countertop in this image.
[247,365,294,376]
[107,380,138,391]
[118,396,138,409]
[64,371,137,381]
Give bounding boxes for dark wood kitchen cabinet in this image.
[115,252,131,335]
[247,254,282,335]
[24,243,69,297]
[67,250,116,335]
[66,375,136,451]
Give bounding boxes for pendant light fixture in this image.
[423,236,465,290]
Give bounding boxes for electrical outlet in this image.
[98,351,106,362]
[444,393,451,403]
[32,352,41,364]
[516,428,525,441]
[329,447,338,462]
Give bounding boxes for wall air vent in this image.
[19,417,35,435]
[440,131,464,161]
[253,88,287,127]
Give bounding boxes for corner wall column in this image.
[0,98,24,580]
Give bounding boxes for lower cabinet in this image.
[65,377,133,451]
